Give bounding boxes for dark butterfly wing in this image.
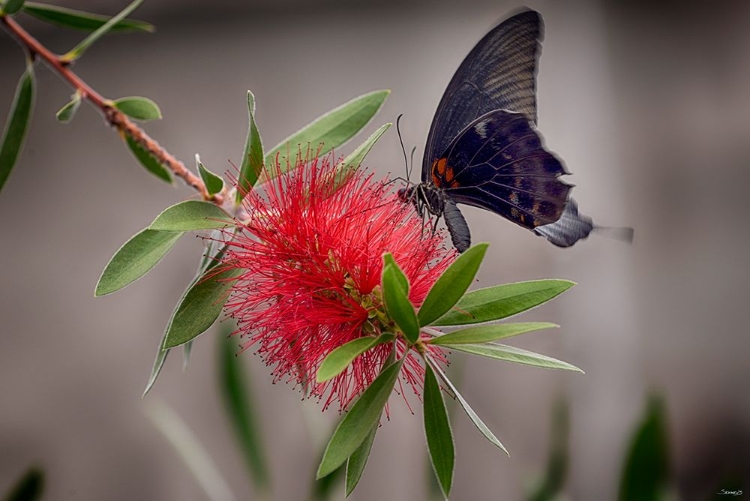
[422,9,542,181]
[533,198,594,247]
[431,109,571,231]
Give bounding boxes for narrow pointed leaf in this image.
[143,237,231,396]
[317,334,394,383]
[330,122,391,191]
[317,358,404,478]
[144,398,235,501]
[2,0,25,15]
[149,200,233,232]
[382,253,408,294]
[424,365,454,499]
[62,0,145,61]
[125,135,172,183]
[0,66,34,194]
[429,322,558,346]
[236,91,264,203]
[196,155,223,196]
[219,326,271,492]
[182,341,193,371]
[433,279,575,326]
[23,2,154,32]
[113,96,161,121]
[265,90,390,179]
[55,92,82,123]
[96,229,183,296]
[5,466,44,501]
[619,396,671,501]
[382,264,419,344]
[448,343,583,372]
[162,267,241,349]
[418,243,487,326]
[429,360,508,455]
[345,423,378,497]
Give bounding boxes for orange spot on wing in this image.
[444,166,454,182]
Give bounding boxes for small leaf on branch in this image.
[345,422,378,497]
[62,0,146,61]
[418,242,487,326]
[125,135,173,183]
[55,92,82,123]
[22,2,154,32]
[330,122,391,191]
[448,343,583,372]
[424,364,455,499]
[96,229,183,296]
[429,360,508,455]
[316,333,394,383]
[0,65,34,194]
[382,264,419,344]
[162,267,242,349]
[2,0,25,15]
[382,253,408,294]
[149,200,233,232]
[236,90,264,203]
[429,322,558,346]
[195,154,224,196]
[433,279,575,326]
[113,96,162,121]
[317,358,404,479]
[264,90,390,180]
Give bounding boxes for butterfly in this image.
[399,9,631,252]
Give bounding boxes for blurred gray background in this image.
[1,0,749,499]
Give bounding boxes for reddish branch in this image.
[0,14,223,204]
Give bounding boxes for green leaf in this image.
[95,229,183,296]
[433,279,575,326]
[195,154,223,196]
[62,0,145,61]
[144,398,235,501]
[526,399,569,501]
[236,91,264,203]
[219,325,271,492]
[345,422,378,497]
[55,92,82,123]
[448,343,583,372]
[317,358,404,479]
[22,2,154,32]
[382,253,408,294]
[317,334,394,383]
[113,96,162,121]
[265,90,390,179]
[330,122,391,191]
[424,364,454,499]
[162,267,242,349]
[149,200,233,232]
[429,360,508,455]
[125,135,173,183]
[619,396,671,501]
[143,235,231,396]
[418,242,488,326]
[4,466,44,501]
[382,264,419,344]
[2,0,25,16]
[429,322,558,346]
[0,65,34,195]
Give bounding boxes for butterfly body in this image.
[406,9,622,252]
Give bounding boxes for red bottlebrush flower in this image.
[221,154,455,412]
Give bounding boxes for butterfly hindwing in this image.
[422,9,542,179]
[431,109,571,230]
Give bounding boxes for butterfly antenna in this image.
[396,114,411,183]
[408,146,417,183]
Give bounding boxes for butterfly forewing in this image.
[422,9,542,178]
[433,110,571,230]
